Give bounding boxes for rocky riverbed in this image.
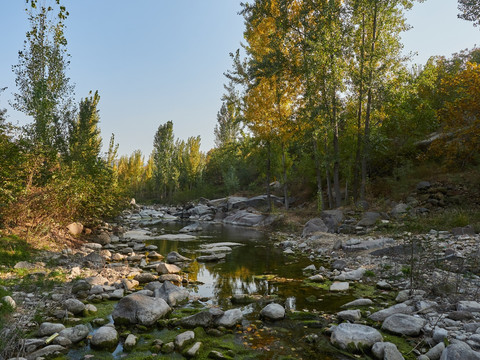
[1,195,480,360]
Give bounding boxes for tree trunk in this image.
[332,85,341,208]
[281,145,289,210]
[312,137,324,211]
[266,141,272,212]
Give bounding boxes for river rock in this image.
[223,210,266,227]
[185,342,202,357]
[215,308,243,328]
[382,314,426,336]
[260,303,285,321]
[154,280,189,306]
[321,210,344,232]
[85,276,109,286]
[372,342,404,360]
[331,323,383,351]
[369,303,415,322]
[197,253,226,262]
[334,267,366,281]
[425,342,445,360]
[64,298,85,314]
[94,231,111,245]
[157,234,197,241]
[90,325,119,349]
[72,279,91,294]
[147,251,164,260]
[167,251,192,263]
[458,301,480,312]
[177,308,224,328]
[302,218,328,237]
[1,296,16,309]
[357,212,381,227]
[433,327,449,343]
[337,309,361,322]
[58,324,89,343]
[159,274,183,283]
[440,341,480,360]
[38,322,65,336]
[179,223,203,233]
[156,262,181,274]
[175,330,195,350]
[25,345,67,360]
[67,222,83,235]
[341,298,373,308]
[134,272,158,283]
[124,334,137,351]
[330,282,349,291]
[391,203,408,218]
[112,293,171,326]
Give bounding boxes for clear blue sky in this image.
[0,0,478,157]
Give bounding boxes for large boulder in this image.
[38,322,66,337]
[64,298,85,315]
[372,342,404,360]
[230,195,284,211]
[25,345,67,360]
[357,212,381,227]
[223,210,266,227]
[167,251,192,263]
[175,330,195,350]
[112,293,171,326]
[331,323,383,351]
[157,262,182,274]
[154,280,189,306]
[321,210,344,232]
[90,325,119,349]
[369,303,415,322]
[302,218,328,237]
[260,303,285,321]
[440,341,480,360]
[58,324,89,343]
[215,308,243,328]
[177,308,224,328]
[381,314,426,336]
[93,231,111,245]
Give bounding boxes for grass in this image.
[0,234,35,268]
[402,208,480,233]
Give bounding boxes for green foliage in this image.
[0,235,34,267]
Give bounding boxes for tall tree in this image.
[12,0,73,153]
[458,0,480,28]
[153,121,175,199]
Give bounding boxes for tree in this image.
[458,0,480,28]
[12,0,73,152]
[153,121,176,199]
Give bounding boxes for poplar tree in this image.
[153,121,175,199]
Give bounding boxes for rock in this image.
[332,259,347,270]
[417,181,431,191]
[109,289,124,300]
[458,301,480,312]
[357,212,381,227]
[94,231,111,245]
[185,342,202,358]
[341,298,373,308]
[154,280,189,306]
[369,303,415,322]
[134,272,158,284]
[1,296,16,309]
[121,278,139,291]
[197,253,226,262]
[215,308,243,328]
[334,267,366,281]
[302,218,328,237]
[377,280,392,290]
[85,276,109,286]
[58,324,89,343]
[440,341,480,360]
[124,334,137,351]
[162,342,175,353]
[448,311,474,321]
[64,298,85,315]
[147,251,164,260]
[175,330,195,350]
[159,274,183,283]
[14,261,36,269]
[433,327,449,343]
[321,210,344,232]
[308,274,324,282]
[372,342,404,360]
[331,323,383,351]
[112,293,171,326]
[382,314,426,336]
[260,303,285,321]
[337,309,361,322]
[177,308,223,328]
[66,222,83,235]
[208,350,228,359]
[25,345,67,360]
[38,322,65,337]
[72,279,91,294]
[90,325,119,349]
[157,262,181,274]
[223,210,266,227]
[426,342,445,360]
[53,336,72,347]
[167,251,192,263]
[395,289,425,302]
[391,203,409,218]
[330,282,349,291]
[451,225,475,236]
[179,223,203,233]
[157,234,197,241]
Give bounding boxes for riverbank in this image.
[1,195,480,359]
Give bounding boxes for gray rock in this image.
[369,303,414,322]
[357,212,381,227]
[341,298,373,308]
[208,350,228,359]
[331,323,383,351]
[377,280,392,290]
[159,274,183,283]
[223,210,266,227]
[308,274,324,282]
[426,342,445,360]
[162,342,175,353]
[58,324,89,343]
[94,231,111,245]
[433,327,449,343]
[157,262,182,274]
[112,293,171,326]
[90,325,119,349]
[417,181,431,191]
[175,330,195,350]
[154,280,188,306]
[134,272,158,284]
[215,308,243,328]
[179,223,203,233]
[332,259,347,270]
[321,210,344,232]
[124,334,137,351]
[53,336,72,347]
[64,298,85,315]
[372,342,404,360]
[1,296,16,309]
[337,309,361,322]
[395,289,425,303]
[38,322,65,337]
[382,314,426,336]
[185,342,202,358]
[109,289,124,300]
[334,267,366,281]
[72,279,91,294]
[302,218,328,237]
[166,251,192,263]
[458,301,480,312]
[330,282,349,291]
[391,203,409,218]
[260,303,285,321]
[177,308,223,328]
[85,276,109,286]
[440,341,480,360]
[25,345,67,360]
[14,261,36,269]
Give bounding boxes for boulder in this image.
[1,296,16,309]
[58,324,89,343]
[302,218,328,237]
[337,309,361,322]
[175,330,195,350]
[331,323,383,351]
[179,223,203,233]
[215,308,243,328]
[157,234,197,241]
[64,298,85,315]
[66,222,83,235]
[166,251,192,263]
[334,267,366,281]
[440,341,480,360]
[425,342,445,360]
[154,280,189,306]
[382,314,426,336]
[159,274,183,283]
[124,334,137,351]
[134,272,158,284]
[341,298,373,308]
[458,301,480,312]
[369,303,415,322]
[223,210,266,227]
[38,322,66,337]
[94,231,111,245]
[321,210,344,232]
[112,293,171,326]
[197,253,226,262]
[391,203,408,218]
[25,345,67,360]
[90,325,119,349]
[372,342,404,360]
[177,310,218,328]
[330,282,349,291]
[260,303,285,321]
[357,212,381,227]
[185,342,202,358]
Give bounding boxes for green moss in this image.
[0,235,35,267]
[303,279,332,290]
[82,301,115,325]
[380,332,417,360]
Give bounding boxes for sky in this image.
[0,0,478,158]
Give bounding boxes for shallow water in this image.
[69,222,355,359]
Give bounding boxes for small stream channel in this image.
[68,221,357,359]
